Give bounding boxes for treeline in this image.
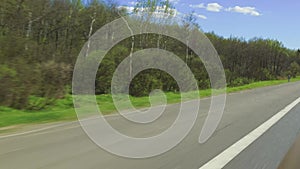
[0,0,123,109]
[0,0,299,110]
[207,33,300,86]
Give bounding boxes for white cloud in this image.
[206,3,223,12]
[193,13,207,20]
[118,6,135,13]
[118,5,180,18]
[128,1,137,6]
[226,6,261,16]
[169,0,180,4]
[128,0,179,6]
[189,3,205,9]
[189,3,223,12]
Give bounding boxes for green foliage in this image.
[0,0,119,109]
[0,65,17,106]
[39,61,72,99]
[230,77,254,87]
[289,61,300,78]
[0,0,300,111]
[1,77,300,129]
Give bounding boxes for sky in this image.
[118,0,300,50]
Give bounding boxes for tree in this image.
[289,61,300,78]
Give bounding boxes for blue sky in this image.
[118,0,299,50]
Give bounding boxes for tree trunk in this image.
[85,12,96,58]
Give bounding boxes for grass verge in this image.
[1,77,299,129]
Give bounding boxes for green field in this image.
[0,77,299,129]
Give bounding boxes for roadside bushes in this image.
[229,77,254,87]
[289,61,300,78]
[27,61,72,110]
[39,61,72,99]
[0,65,18,107]
[0,61,72,110]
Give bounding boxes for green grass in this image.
[227,76,300,92]
[0,77,299,129]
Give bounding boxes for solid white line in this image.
[199,96,300,169]
[0,147,26,156]
[0,98,204,139]
[0,122,76,139]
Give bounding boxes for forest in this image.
[1,0,300,110]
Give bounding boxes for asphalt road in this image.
[1,82,300,169]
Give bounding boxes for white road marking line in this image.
[0,98,203,139]
[0,82,295,139]
[26,125,82,137]
[0,122,77,139]
[0,147,26,156]
[199,96,300,169]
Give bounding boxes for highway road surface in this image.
[1,81,300,169]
